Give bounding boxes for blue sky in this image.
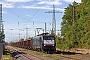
[0,0,81,43]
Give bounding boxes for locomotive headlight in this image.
[53,44,54,46]
[44,44,46,46]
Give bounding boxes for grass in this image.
[2,55,13,60]
[1,48,15,60]
[27,49,62,60]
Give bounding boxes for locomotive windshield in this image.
[43,36,54,40]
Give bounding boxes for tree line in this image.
[56,0,90,50]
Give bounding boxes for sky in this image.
[0,0,81,43]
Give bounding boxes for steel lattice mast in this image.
[46,5,62,35]
[52,5,56,35]
[0,4,4,43]
[0,4,3,32]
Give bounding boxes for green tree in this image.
[50,29,55,36]
[0,31,5,43]
[61,1,79,49]
[60,0,90,49]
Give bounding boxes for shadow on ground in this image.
[55,50,81,55]
[11,50,26,59]
[3,49,10,55]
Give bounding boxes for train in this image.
[11,33,56,53]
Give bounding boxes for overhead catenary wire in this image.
[2,1,33,21]
[2,0,62,24]
[4,1,62,28]
[3,0,62,32]
[2,0,64,42]
[2,1,30,22]
[2,0,52,38]
[23,0,51,27]
[2,0,52,23]
[3,6,52,24]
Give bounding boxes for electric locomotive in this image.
[32,33,56,53]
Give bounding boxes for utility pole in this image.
[45,5,62,35]
[72,2,75,26]
[45,22,46,33]
[35,30,36,36]
[25,26,30,39]
[72,1,76,42]
[19,33,20,40]
[18,22,20,40]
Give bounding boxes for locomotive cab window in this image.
[43,36,54,40]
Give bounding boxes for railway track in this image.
[21,52,45,60]
[51,54,81,60]
[50,50,90,60]
[7,46,53,60]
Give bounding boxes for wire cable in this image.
[3,0,51,23]
[23,0,50,27]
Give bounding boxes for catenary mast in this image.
[52,5,56,35]
[0,4,2,32]
[46,5,62,35]
[0,4,4,42]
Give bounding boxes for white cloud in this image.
[0,0,62,9]
[37,0,62,5]
[0,2,14,8]
[5,0,32,2]
[18,5,64,11]
[3,3,14,8]
[0,0,33,8]
[64,0,81,3]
